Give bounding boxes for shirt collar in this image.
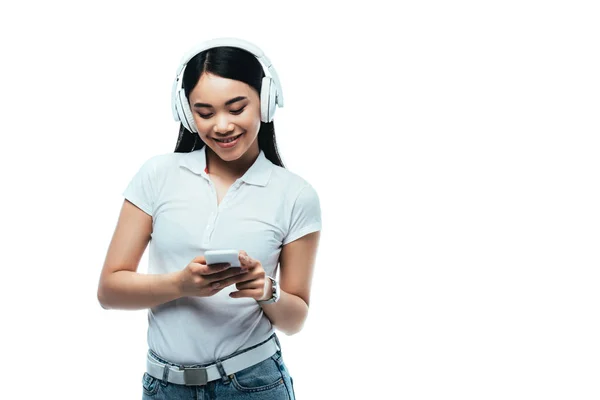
[179,146,272,187]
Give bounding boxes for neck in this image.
[205,141,260,181]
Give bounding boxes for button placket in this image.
[220,181,242,209]
[202,213,216,247]
[202,180,241,247]
[203,181,219,247]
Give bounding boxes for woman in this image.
[97,38,322,399]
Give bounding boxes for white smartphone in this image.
[204,249,241,267]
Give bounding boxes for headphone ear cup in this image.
[177,89,197,133]
[268,80,277,122]
[174,90,190,132]
[260,77,276,123]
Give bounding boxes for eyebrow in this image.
[193,96,247,108]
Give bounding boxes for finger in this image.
[238,251,259,269]
[229,288,262,299]
[235,278,263,291]
[238,251,249,267]
[192,256,206,265]
[206,267,249,282]
[188,262,205,271]
[198,263,231,275]
[189,262,214,275]
[208,262,230,268]
[210,271,251,289]
[210,285,224,294]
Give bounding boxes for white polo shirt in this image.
[122,146,322,364]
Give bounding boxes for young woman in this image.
[97,38,322,399]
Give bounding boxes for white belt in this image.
[146,337,279,386]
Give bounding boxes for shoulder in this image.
[270,165,318,196]
[271,166,322,244]
[268,165,320,208]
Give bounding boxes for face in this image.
[188,73,262,162]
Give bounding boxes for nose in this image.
[213,113,235,134]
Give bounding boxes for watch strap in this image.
[257,276,279,304]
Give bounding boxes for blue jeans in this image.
[142,337,296,399]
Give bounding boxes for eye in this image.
[197,112,213,119]
[230,106,246,115]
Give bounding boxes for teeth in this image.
[217,134,241,143]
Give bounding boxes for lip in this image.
[213,133,244,149]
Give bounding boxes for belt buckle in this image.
[183,367,208,386]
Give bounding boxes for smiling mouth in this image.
[213,133,244,143]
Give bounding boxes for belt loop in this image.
[161,365,170,387]
[215,360,230,384]
[273,333,282,352]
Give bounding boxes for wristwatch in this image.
[257,276,279,304]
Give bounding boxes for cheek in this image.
[194,119,212,137]
[242,112,261,133]
[249,118,261,134]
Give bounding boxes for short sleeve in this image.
[122,157,157,216]
[283,183,322,245]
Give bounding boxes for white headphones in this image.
[171,37,284,133]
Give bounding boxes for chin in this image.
[211,144,246,161]
[220,152,245,162]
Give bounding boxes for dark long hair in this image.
[173,46,285,168]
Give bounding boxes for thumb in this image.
[238,250,250,264]
[192,255,207,265]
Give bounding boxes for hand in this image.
[177,255,250,298]
[226,251,272,301]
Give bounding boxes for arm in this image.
[97,200,182,310]
[260,231,321,336]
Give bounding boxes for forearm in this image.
[98,270,182,310]
[259,289,308,336]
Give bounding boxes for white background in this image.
[1,1,599,399]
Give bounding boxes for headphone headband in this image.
[171,37,284,124]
